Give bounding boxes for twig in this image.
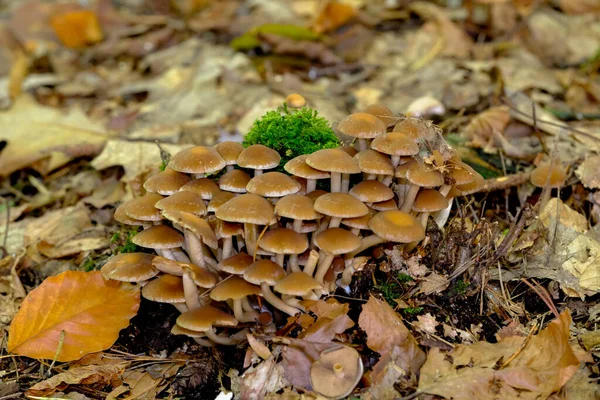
[492,206,533,263]
[520,278,559,318]
[0,197,10,257]
[46,330,65,376]
[499,320,538,369]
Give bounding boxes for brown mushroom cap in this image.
[337,112,386,139]
[258,228,308,255]
[246,172,302,197]
[218,252,254,274]
[161,210,218,249]
[413,189,449,212]
[180,178,221,200]
[237,144,281,171]
[114,200,147,226]
[370,198,398,211]
[306,189,328,202]
[454,173,485,195]
[180,262,219,288]
[274,272,321,296]
[370,132,419,156]
[363,103,397,127]
[314,228,361,254]
[214,141,244,166]
[219,169,251,193]
[275,194,321,221]
[243,259,286,285]
[152,255,184,276]
[406,162,444,187]
[177,305,238,331]
[342,211,373,230]
[530,163,567,188]
[216,193,274,225]
[284,154,330,180]
[142,275,185,303]
[314,193,369,219]
[209,276,261,302]
[143,168,190,195]
[339,146,358,157]
[207,191,236,213]
[369,210,425,243]
[155,191,207,216]
[349,180,394,203]
[125,193,163,221]
[169,146,226,175]
[353,150,395,176]
[285,93,307,108]
[306,149,361,174]
[310,345,363,399]
[446,162,476,186]
[101,253,158,282]
[393,117,435,140]
[132,225,185,249]
[171,324,206,338]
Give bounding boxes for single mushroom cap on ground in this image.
[312,228,361,283]
[285,93,307,108]
[284,154,330,193]
[353,149,395,179]
[363,103,397,127]
[209,276,261,323]
[237,144,281,176]
[349,180,394,204]
[310,345,364,399]
[169,146,226,175]
[530,163,567,188]
[246,172,302,198]
[124,193,164,222]
[306,149,360,193]
[243,259,298,315]
[337,112,386,151]
[179,178,221,201]
[370,198,398,211]
[258,228,308,271]
[176,305,240,345]
[314,192,369,228]
[275,194,321,232]
[214,141,244,170]
[155,190,207,216]
[101,253,158,282]
[219,169,251,193]
[143,168,190,195]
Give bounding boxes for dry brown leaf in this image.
[312,2,357,34]
[279,338,333,390]
[418,272,450,295]
[247,333,272,360]
[38,227,109,258]
[238,357,288,399]
[259,33,342,65]
[575,155,600,190]
[413,313,439,335]
[301,298,354,343]
[559,0,600,14]
[418,311,580,400]
[463,106,511,150]
[540,198,588,234]
[8,271,140,361]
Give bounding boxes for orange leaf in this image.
[8,271,140,361]
[312,2,356,34]
[51,10,103,48]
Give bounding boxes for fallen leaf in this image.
[51,10,103,48]
[259,33,342,65]
[238,357,288,399]
[559,0,600,14]
[418,272,450,295]
[8,271,140,361]
[312,2,356,34]
[413,313,439,335]
[418,311,580,399]
[575,155,600,189]
[540,198,588,234]
[247,333,272,360]
[462,106,511,151]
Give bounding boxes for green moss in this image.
[397,273,414,283]
[81,257,96,272]
[243,104,340,169]
[403,306,423,315]
[453,279,469,295]
[111,227,141,254]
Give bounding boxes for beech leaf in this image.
[8,271,140,361]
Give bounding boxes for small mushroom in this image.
[101,253,158,283]
[530,162,567,209]
[179,178,221,203]
[412,189,449,228]
[169,146,226,178]
[284,154,330,193]
[209,276,261,323]
[219,169,251,193]
[142,275,188,313]
[155,191,207,216]
[258,228,308,272]
[274,272,322,306]
[337,112,386,151]
[243,259,299,316]
[246,172,302,200]
[314,193,368,229]
[124,193,164,223]
[313,228,361,284]
[349,180,394,207]
[306,149,360,193]
[363,103,398,128]
[237,144,281,176]
[285,93,307,108]
[401,161,444,212]
[353,149,395,182]
[310,345,363,399]
[143,168,190,195]
[132,225,187,262]
[275,194,321,233]
[214,141,244,172]
[176,305,240,345]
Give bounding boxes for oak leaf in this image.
[8,271,140,361]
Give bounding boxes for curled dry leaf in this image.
[8,271,140,361]
[418,310,580,400]
[575,155,600,190]
[463,106,511,150]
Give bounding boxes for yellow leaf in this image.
[8,271,140,361]
[51,10,103,48]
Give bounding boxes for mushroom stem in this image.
[439,184,451,197]
[275,253,285,268]
[391,155,401,168]
[340,258,355,288]
[330,172,342,193]
[160,249,177,261]
[194,337,216,347]
[172,249,190,262]
[329,217,342,228]
[182,271,201,311]
[233,298,258,323]
[292,219,303,233]
[306,179,317,193]
[261,283,299,315]
[289,254,301,272]
[236,235,245,252]
[254,169,264,177]
[222,238,234,260]
[314,253,334,284]
[418,212,429,229]
[345,235,386,258]
[341,174,350,193]
[244,223,258,256]
[365,173,376,180]
[356,139,367,151]
[401,185,420,212]
[311,217,330,249]
[303,249,320,276]
[282,295,306,312]
[434,201,452,228]
[184,230,207,268]
[350,227,360,236]
[204,326,240,345]
[227,165,234,172]
[539,189,552,211]
[381,175,393,186]
[173,303,188,313]
[241,297,255,313]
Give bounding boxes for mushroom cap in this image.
[455,173,485,195]
[161,210,218,249]
[246,172,302,197]
[212,219,243,239]
[306,149,361,174]
[337,112,386,139]
[339,145,358,157]
[406,162,444,187]
[218,169,251,193]
[152,255,184,276]
[209,276,261,301]
[216,193,275,225]
[314,193,369,219]
[181,262,219,288]
[214,141,244,166]
[370,132,419,156]
[274,272,321,296]
[155,191,207,216]
[243,259,286,286]
[393,117,436,140]
[207,190,236,213]
[285,93,307,108]
[218,252,254,274]
[412,189,449,212]
[310,345,363,399]
[369,210,425,243]
[353,150,394,176]
[314,228,361,255]
[143,168,190,195]
[237,144,281,170]
[132,225,185,249]
[169,146,226,174]
[349,180,394,203]
[258,228,308,255]
[370,198,398,211]
[114,200,147,226]
[530,163,567,188]
[446,162,477,186]
[180,178,220,200]
[125,193,163,221]
[275,194,321,221]
[177,305,238,331]
[284,154,330,180]
[101,253,158,282]
[306,189,328,202]
[342,211,373,230]
[286,220,319,233]
[363,103,397,127]
[171,324,206,338]
[142,275,185,303]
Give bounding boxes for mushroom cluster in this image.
[101,101,483,348]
